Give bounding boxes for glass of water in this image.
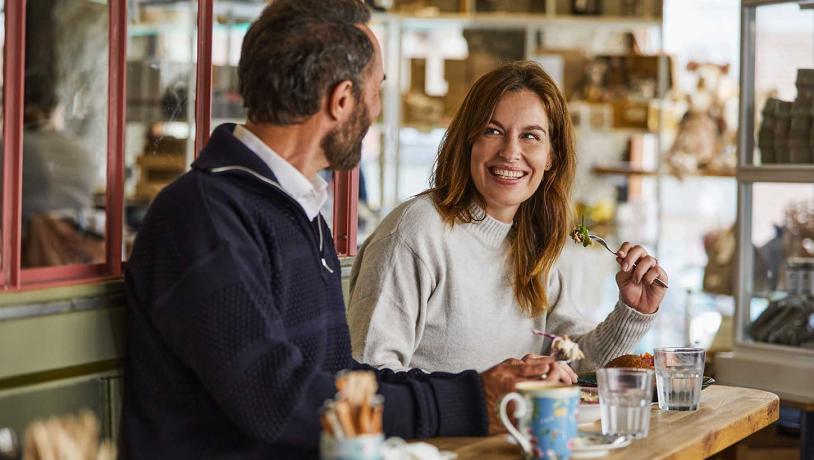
[596,368,654,439]
[654,347,706,411]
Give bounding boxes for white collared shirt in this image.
[233,124,328,221]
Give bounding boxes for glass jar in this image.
[749,258,814,348]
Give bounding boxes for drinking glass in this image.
[654,347,706,411]
[596,368,654,439]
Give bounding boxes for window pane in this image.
[752,3,814,166]
[21,0,109,268]
[748,182,814,350]
[125,0,198,259]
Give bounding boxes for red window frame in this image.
[1,0,358,291]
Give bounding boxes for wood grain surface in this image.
[426,385,779,460]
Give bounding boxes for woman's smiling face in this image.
[469,89,552,223]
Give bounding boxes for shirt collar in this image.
[233,124,328,220]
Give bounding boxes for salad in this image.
[570,216,592,247]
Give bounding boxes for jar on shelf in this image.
[773,100,793,163]
[783,200,814,259]
[791,68,814,163]
[749,258,814,348]
[757,98,779,164]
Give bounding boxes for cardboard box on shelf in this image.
[443,59,468,119]
[474,0,546,13]
[601,0,663,18]
[569,101,614,131]
[392,0,460,13]
[612,99,650,130]
[404,59,446,127]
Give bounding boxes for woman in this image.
[347,61,666,374]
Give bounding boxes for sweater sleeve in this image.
[353,362,489,437]
[145,238,484,447]
[545,268,657,372]
[347,233,434,372]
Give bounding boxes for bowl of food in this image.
[577,387,601,425]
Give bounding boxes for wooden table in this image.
[428,385,779,460]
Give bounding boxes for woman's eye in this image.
[484,127,501,135]
[522,132,541,141]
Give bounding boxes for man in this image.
[121,1,573,458]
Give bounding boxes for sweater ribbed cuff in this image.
[586,300,657,368]
[428,370,489,437]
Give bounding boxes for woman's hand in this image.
[541,361,578,385]
[615,242,668,314]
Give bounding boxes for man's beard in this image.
[322,98,371,171]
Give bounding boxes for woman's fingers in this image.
[644,264,668,286]
[513,354,555,378]
[618,244,647,273]
[617,241,634,258]
[633,255,658,284]
[561,363,578,383]
[544,363,577,384]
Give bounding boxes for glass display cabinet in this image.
[716,0,814,402]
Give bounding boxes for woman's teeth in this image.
[490,167,525,179]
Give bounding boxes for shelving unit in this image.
[368,10,666,212]
[716,0,814,403]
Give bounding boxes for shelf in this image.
[737,164,814,183]
[742,0,811,7]
[372,12,661,31]
[592,165,735,178]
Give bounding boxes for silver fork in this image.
[588,234,669,289]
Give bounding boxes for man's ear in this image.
[327,80,354,121]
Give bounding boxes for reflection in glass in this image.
[125,0,198,257]
[21,0,109,268]
[753,4,814,165]
[748,183,814,349]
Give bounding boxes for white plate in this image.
[576,403,601,425]
[570,432,631,458]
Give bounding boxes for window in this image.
[0,0,361,290]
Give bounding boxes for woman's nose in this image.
[498,137,522,162]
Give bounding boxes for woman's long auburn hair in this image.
[429,61,576,318]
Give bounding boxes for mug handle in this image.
[499,392,532,455]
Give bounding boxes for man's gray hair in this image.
[238,0,373,125]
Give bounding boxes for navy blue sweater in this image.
[121,124,488,459]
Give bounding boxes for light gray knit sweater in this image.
[348,195,656,373]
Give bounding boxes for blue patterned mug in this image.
[499,382,579,460]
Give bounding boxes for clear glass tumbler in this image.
[654,347,706,411]
[596,368,654,439]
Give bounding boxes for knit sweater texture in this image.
[121,125,488,460]
[348,195,656,374]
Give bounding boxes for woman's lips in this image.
[489,166,528,184]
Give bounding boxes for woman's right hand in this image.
[542,361,578,385]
